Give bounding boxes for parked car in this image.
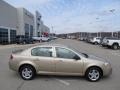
[41,37,50,42]
[16,36,34,44]
[86,37,94,43]
[101,37,120,50]
[81,37,87,41]
[9,44,112,82]
[25,38,34,44]
[32,36,50,42]
[16,36,25,44]
[90,37,101,44]
[49,36,58,40]
[79,37,84,41]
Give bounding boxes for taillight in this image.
[10,55,13,60]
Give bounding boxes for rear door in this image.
[31,46,55,72]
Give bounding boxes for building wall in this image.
[34,11,50,37]
[17,8,34,38]
[23,8,34,26]
[42,25,50,33]
[17,8,24,35]
[0,0,18,29]
[34,11,42,37]
[0,0,17,44]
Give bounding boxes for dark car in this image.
[16,36,34,44]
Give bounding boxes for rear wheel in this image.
[112,44,119,50]
[19,65,36,80]
[85,67,102,82]
[94,42,98,45]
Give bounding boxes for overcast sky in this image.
[5,0,120,34]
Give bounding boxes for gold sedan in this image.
[9,44,112,82]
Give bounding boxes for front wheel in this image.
[19,65,36,80]
[85,67,102,82]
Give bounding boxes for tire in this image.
[102,44,106,47]
[85,67,102,82]
[19,65,36,80]
[112,44,119,50]
[94,42,98,45]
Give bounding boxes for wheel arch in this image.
[18,63,37,73]
[85,66,103,76]
[94,41,98,44]
[112,42,119,46]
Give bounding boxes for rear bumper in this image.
[9,60,18,71]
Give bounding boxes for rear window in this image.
[31,47,53,57]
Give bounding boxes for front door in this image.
[55,47,83,74]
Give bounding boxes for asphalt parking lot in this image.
[0,39,120,90]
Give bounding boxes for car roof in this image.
[31,44,68,49]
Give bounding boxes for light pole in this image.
[51,26,54,37]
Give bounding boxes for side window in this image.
[56,47,80,60]
[31,47,53,57]
[97,38,100,40]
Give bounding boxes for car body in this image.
[86,37,94,43]
[16,35,25,44]
[49,36,58,40]
[16,36,34,44]
[90,37,101,44]
[101,37,120,49]
[32,36,50,42]
[9,44,112,82]
[78,37,84,41]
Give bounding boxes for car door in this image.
[54,47,83,74]
[31,47,55,72]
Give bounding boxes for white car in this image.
[32,37,49,42]
[90,37,101,44]
[101,37,120,50]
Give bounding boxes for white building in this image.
[34,11,50,37]
[17,8,34,38]
[42,25,50,36]
[34,11,42,37]
[0,0,49,44]
[0,0,18,44]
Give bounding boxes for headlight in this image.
[104,62,111,68]
[105,62,109,66]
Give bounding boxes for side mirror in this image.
[73,55,80,60]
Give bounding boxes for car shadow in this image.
[35,75,85,81]
[10,72,112,82]
[34,74,113,82]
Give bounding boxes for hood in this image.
[88,54,107,62]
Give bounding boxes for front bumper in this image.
[103,63,112,76]
[101,43,111,47]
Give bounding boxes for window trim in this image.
[31,46,54,57]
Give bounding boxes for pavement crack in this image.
[17,81,25,90]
